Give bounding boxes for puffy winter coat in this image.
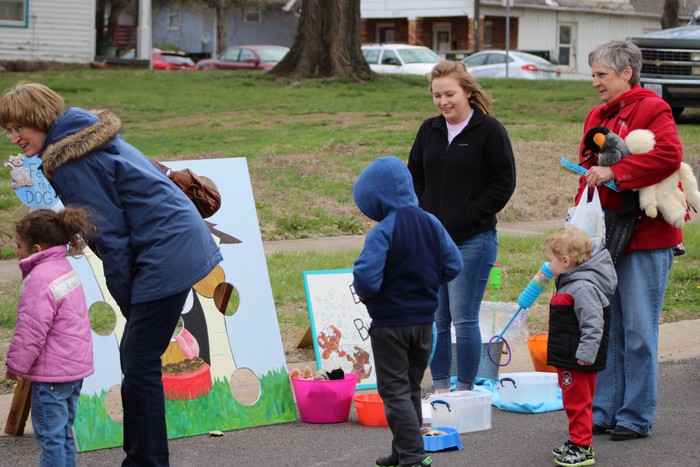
[547,249,618,371]
[39,107,223,308]
[6,246,94,382]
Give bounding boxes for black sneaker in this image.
[553,443,595,466]
[610,425,641,441]
[376,454,400,467]
[552,440,572,456]
[592,424,609,435]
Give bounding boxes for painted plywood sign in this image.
[6,154,297,451]
[303,269,376,390]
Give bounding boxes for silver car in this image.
[463,50,561,79]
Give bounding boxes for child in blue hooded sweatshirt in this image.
[353,156,462,467]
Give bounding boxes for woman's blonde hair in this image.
[429,60,492,115]
[0,82,65,131]
[543,225,593,266]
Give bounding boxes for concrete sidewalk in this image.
[261,219,563,255]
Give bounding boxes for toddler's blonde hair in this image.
[543,225,593,266]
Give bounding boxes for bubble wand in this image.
[487,262,554,366]
[490,264,501,335]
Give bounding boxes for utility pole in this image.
[137,0,152,67]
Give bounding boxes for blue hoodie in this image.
[353,156,462,327]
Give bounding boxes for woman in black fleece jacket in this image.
[408,60,516,393]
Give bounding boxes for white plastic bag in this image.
[566,186,606,253]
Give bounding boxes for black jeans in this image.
[371,323,433,465]
[120,289,190,467]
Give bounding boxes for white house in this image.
[360,0,698,76]
[0,0,96,63]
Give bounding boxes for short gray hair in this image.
[588,40,642,85]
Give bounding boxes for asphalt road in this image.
[2,356,698,466]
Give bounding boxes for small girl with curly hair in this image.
[5,207,96,467]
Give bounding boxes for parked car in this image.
[630,22,700,118]
[118,48,196,71]
[152,49,196,70]
[463,50,561,79]
[361,43,441,76]
[196,45,289,71]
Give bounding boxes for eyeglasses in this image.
[4,126,23,139]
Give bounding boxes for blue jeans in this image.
[31,380,82,467]
[592,248,673,436]
[430,230,498,390]
[120,289,190,467]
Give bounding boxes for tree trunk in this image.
[270,0,372,81]
[661,0,679,29]
[216,4,227,50]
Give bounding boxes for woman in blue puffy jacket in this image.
[0,82,222,467]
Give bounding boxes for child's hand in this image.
[5,370,22,381]
[577,359,592,366]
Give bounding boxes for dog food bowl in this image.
[423,426,463,452]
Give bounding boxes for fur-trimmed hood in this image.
[40,107,122,179]
[38,105,223,307]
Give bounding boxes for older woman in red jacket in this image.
[577,40,683,446]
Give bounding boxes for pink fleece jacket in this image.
[6,245,94,382]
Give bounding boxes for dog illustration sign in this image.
[303,269,376,390]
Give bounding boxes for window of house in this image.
[377,24,395,43]
[483,21,493,49]
[244,8,261,23]
[557,24,574,66]
[0,0,27,27]
[433,23,451,51]
[169,5,181,30]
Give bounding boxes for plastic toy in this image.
[487,262,554,367]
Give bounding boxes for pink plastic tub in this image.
[291,373,358,423]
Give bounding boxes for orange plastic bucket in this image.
[353,392,388,427]
[527,332,557,373]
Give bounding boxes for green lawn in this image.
[0,69,698,336]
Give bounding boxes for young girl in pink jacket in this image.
[5,207,95,467]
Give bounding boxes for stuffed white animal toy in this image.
[583,126,700,228]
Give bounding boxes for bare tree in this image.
[661,0,679,29]
[269,0,372,80]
